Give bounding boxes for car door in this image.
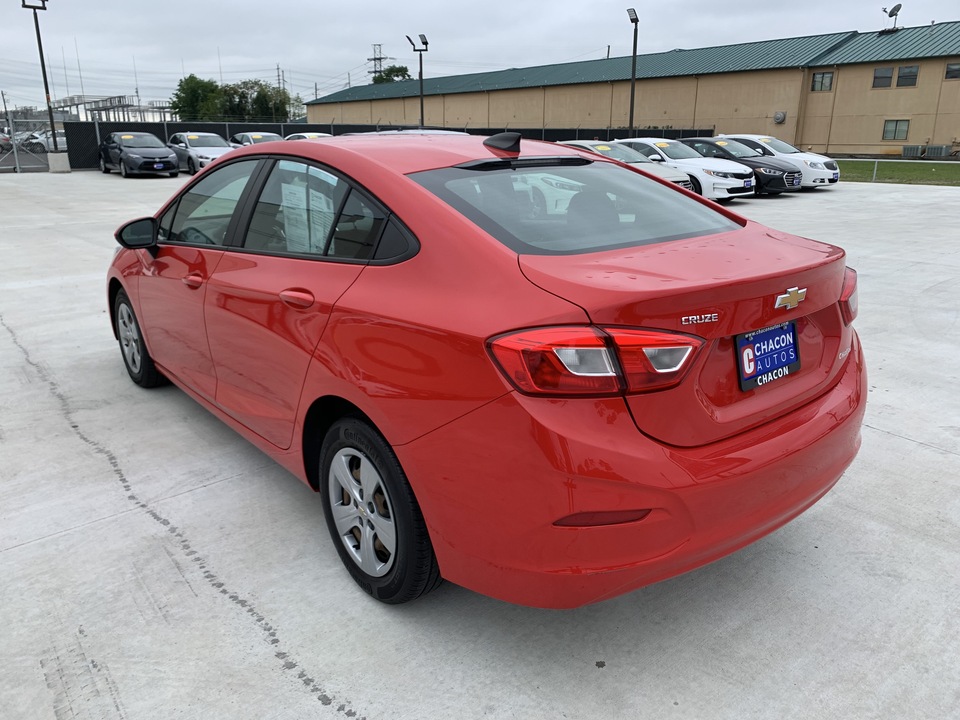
[135,159,263,401]
[204,158,382,449]
[103,134,121,166]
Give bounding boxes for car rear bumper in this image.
[398,330,866,608]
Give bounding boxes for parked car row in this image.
[95,129,333,177]
[1,129,69,153]
[588,134,839,201]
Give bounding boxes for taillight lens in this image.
[840,267,858,326]
[487,326,703,397]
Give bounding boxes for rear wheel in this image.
[114,290,165,387]
[319,417,441,604]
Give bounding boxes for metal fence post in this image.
[872,160,878,182]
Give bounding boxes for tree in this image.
[171,76,292,122]
[373,65,413,84]
[170,74,221,121]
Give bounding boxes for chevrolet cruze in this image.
[107,132,866,608]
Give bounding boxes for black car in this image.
[99,132,180,178]
[679,137,802,195]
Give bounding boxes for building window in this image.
[946,63,960,80]
[811,71,834,91]
[897,65,919,87]
[873,67,893,88]
[882,120,909,141]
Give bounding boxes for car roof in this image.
[619,137,679,144]
[182,131,221,136]
[224,133,593,176]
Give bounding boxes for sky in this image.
[1,0,956,112]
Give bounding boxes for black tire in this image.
[319,417,441,604]
[169,171,179,178]
[689,176,703,195]
[99,155,110,174]
[120,160,130,178]
[187,158,197,175]
[114,290,165,388]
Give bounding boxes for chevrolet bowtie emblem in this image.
[775,287,807,310]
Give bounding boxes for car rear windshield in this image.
[251,134,282,143]
[410,160,741,255]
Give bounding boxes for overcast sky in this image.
[1,0,956,110]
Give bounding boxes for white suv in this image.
[719,134,839,188]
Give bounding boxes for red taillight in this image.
[487,326,703,397]
[840,267,858,326]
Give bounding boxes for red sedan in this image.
[107,132,865,609]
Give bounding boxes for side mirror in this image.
[115,217,157,249]
[648,154,664,162]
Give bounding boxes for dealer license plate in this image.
[793,177,801,186]
[832,171,839,180]
[736,321,800,391]
[154,163,165,169]
[744,179,752,188]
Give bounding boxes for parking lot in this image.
[1,171,958,719]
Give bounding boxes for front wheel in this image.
[689,176,703,195]
[187,158,197,175]
[319,417,441,604]
[99,156,110,173]
[169,171,179,178]
[114,290,165,387]
[120,160,130,178]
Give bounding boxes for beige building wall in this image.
[306,58,960,154]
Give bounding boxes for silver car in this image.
[228,131,283,148]
[167,132,234,174]
[560,140,695,191]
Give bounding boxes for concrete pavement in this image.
[1,171,958,719]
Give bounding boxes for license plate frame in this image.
[736,321,800,391]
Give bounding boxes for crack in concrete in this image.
[1,313,368,719]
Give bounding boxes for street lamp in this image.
[22,0,59,152]
[406,33,428,127]
[627,7,639,136]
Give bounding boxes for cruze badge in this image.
[775,287,807,310]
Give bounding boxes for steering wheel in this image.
[181,226,216,245]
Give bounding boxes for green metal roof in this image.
[308,21,960,105]
[812,20,960,65]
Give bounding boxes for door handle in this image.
[182,273,203,288]
[279,289,315,309]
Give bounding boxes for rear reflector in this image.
[487,326,703,396]
[554,509,652,527]
[840,267,858,326]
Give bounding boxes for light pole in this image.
[406,34,428,127]
[627,7,639,136]
[22,0,59,152]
